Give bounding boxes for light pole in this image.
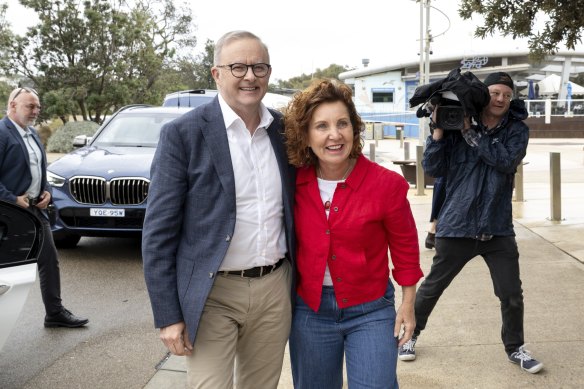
[418,0,432,145]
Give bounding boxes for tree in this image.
[191,39,216,89]
[0,0,197,123]
[274,64,349,91]
[459,0,584,60]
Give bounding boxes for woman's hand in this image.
[394,285,416,347]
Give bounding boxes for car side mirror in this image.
[72,135,92,148]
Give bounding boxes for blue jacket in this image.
[422,100,529,238]
[0,116,50,204]
[141,97,296,343]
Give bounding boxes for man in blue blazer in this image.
[0,87,88,328]
[142,31,295,388]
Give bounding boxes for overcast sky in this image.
[5,0,577,81]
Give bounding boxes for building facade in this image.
[339,50,584,138]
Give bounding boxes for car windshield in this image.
[92,112,181,147]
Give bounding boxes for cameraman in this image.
[398,72,544,374]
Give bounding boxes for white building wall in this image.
[344,71,407,114]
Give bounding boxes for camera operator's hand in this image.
[432,127,444,141]
[430,108,444,140]
[460,117,472,136]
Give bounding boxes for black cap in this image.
[483,72,514,90]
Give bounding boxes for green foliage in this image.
[46,121,99,153]
[153,39,216,100]
[459,0,584,61]
[0,78,13,113]
[1,0,197,123]
[36,124,52,146]
[42,89,78,123]
[273,64,350,91]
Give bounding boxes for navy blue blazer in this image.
[0,116,50,203]
[142,98,296,342]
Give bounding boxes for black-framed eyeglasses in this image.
[216,63,271,78]
[12,87,39,102]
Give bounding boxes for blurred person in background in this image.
[0,87,89,328]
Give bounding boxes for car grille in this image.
[69,177,106,204]
[69,176,149,205]
[110,178,149,205]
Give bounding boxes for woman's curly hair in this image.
[284,79,364,167]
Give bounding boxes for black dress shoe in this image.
[44,308,89,328]
[425,232,436,249]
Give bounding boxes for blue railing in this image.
[360,111,419,137]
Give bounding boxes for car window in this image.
[93,113,181,147]
[0,201,43,267]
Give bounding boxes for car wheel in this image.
[54,234,81,249]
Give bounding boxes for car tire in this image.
[54,234,81,249]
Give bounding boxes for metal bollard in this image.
[369,143,376,163]
[550,152,562,221]
[404,141,410,160]
[396,128,403,149]
[416,145,425,195]
[514,160,524,202]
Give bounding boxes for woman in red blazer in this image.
[284,79,423,388]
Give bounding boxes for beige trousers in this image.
[186,260,292,389]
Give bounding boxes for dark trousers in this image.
[31,206,63,316]
[414,236,524,354]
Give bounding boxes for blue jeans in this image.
[290,282,399,389]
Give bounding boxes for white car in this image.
[0,201,43,351]
[163,89,291,110]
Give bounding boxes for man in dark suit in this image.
[142,30,295,388]
[0,87,88,328]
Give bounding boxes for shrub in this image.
[46,121,99,153]
[37,124,53,147]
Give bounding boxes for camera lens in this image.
[436,105,465,130]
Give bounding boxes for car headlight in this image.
[47,171,66,187]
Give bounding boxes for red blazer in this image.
[295,155,423,312]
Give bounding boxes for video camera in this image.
[409,68,490,131]
[427,92,465,131]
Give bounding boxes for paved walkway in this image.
[141,138,584,388]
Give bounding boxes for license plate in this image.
[90,208,125,217]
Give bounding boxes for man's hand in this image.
[160,321,193,356]
[16,195,29,208]
[35,191,51,209]
[432,127,444,141]
[430,107,444,141]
